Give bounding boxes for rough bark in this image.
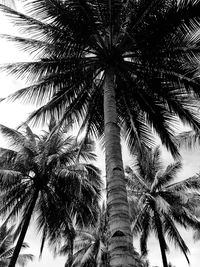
[103,68,137,267]
[8,190,39,267]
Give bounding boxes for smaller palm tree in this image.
[0,224,33,266]
[126,146,200,267]
[40,165,102,267]
[62,204,107,267]
[176,130,200,243]
[66,204,144,267]
[0,118,102,267]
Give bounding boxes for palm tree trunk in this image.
[8,190,39,267]
[157,232,168,267]
[103,68,136,267]
[154,212,168,267]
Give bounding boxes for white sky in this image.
[0,2,200,267]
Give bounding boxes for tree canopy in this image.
[0,119,102,266]
[126,146,200,267]
[1,0,200,156]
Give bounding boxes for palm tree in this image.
[38,204,104,267]
[63,204,107,267]
[47,212,78,267]
[66,204,142,267]
[0,119,102,267]
[1,1,200,265]
[176,132,200,243]
[0,224,33,266]
[126,146,200,267]
[39,164,102,267]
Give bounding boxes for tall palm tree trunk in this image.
[9,190,39,267]
[103,68,136,267]
[154,212,168,267]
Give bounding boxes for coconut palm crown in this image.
[64,204,108,267]
[1,1,200,266]
[126,146,200,267]
[66,204,142,267]
[0,119,102,267]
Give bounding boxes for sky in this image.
[0,2,200,267]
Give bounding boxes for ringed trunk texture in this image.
[9,190,39,267]
[103,68,137,267]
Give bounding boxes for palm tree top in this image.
[67,205,107,267]
[1,1,200,156]
[0,119,102,265]
[127,146,200,265]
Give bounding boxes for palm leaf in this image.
[163,213,190,264]
[0,0,16,9]
[167,174,200,191]
[176,130,200,149]
[155,161,182,190]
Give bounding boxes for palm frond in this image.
[155,161,182,189]
[75,137,97,162]
[163,213,190,264]
[176,130,200,149]
[167,174,200,191]
[0,0,16,9]
[0,223,33,266]
[0,124,25,148]
[15,253,34,266]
